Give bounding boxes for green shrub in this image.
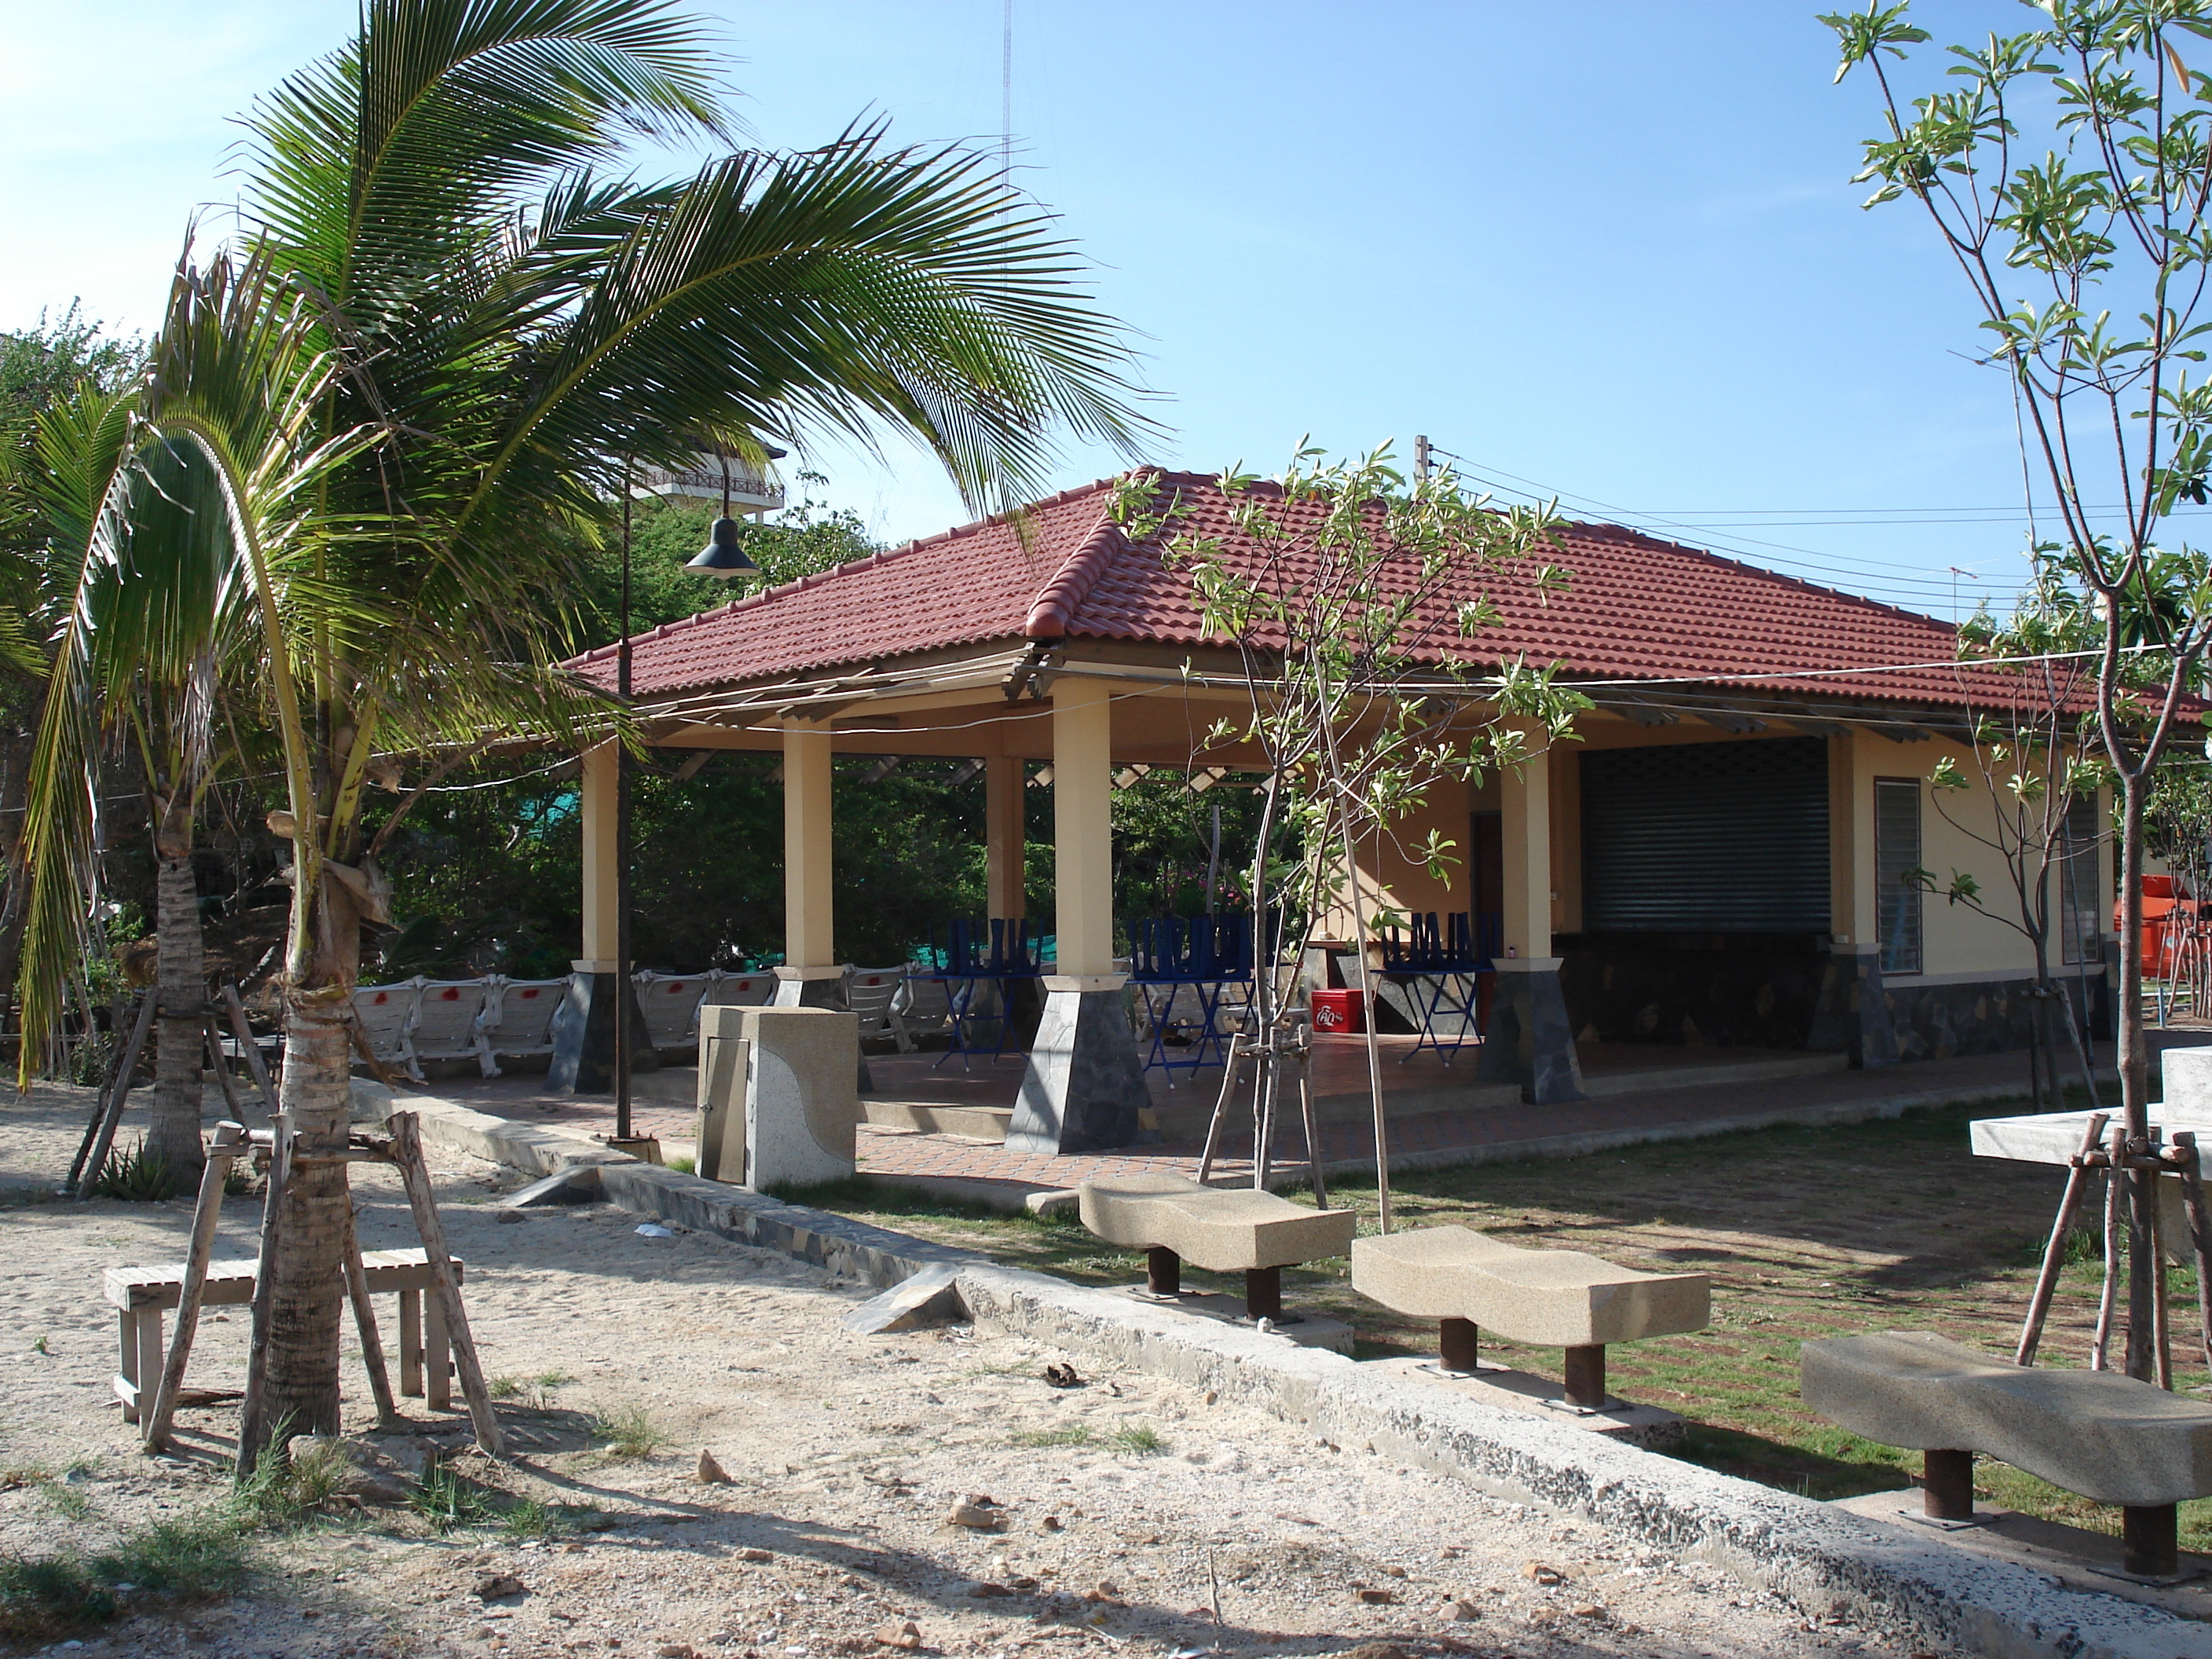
[93,1137,174,1202]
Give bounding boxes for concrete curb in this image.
[390,1086,2212,1657]
[954,1263,2212,1659]
[389,1092,976,1285]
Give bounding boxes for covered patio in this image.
[543,468,2113,1159]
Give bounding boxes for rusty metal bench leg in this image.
[399,1287,423,1398]
[1439,1317,1480,1374]
[1922,1448,1975,1521]
[1563,1343,1607,1410]
[1244,1266,1282,1323]
[1146,1247,1181,1298]
[2124,1503,2180,1579]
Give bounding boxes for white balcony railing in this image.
[634,454,784,514]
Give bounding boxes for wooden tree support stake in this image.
[235,1111,293,1478]
[1196,1035,1247,1185]
[2017,1111,2110,1365]
[70,992,159,1199]
[141,1121,247,1452]
[341,1203,400,1429]
[2173,1131,2212,1375]
[389,1113,503,1456]
[2093,1123,2125,1372]
[221,984,279,1116]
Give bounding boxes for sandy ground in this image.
[0,1086,1925,1659]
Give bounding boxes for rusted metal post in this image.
[1439,1317,1480,1374]
[2016,1111,2109,1364]
[1244,1266,1283,1323]
[1922,1448,1975,1522]
[2123,1503,2181,1580]
[1145,1247,1181,1298]
[1562,1344,1606,1410]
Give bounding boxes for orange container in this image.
[1310,988,1365,1034]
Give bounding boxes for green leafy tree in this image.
[1922,567,2111,1115]
[1121,445,1587,1225]
[14,0,1149,1463]
[1827,0,2212,1381]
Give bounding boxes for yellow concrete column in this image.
[986,755,1026,920]
[578,742,620,969]
[1848,739,1878,947]
[1499,745,1554,960]
[782,722,836,969]
[1052,679,1115,976]
[1828,733,1859,944]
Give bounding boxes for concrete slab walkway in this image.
[416,1030,2212,1207]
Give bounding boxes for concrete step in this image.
[861,1098,1016,1141]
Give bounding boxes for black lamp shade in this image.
[687,515,758,578]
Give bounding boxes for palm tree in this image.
[20,0,1150,1459]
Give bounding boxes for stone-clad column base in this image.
[741,1005,859,1190]
[1807,943,1897,1069]
[772,965,847,1009]
[1006,975,1149,1155]
[1475,958,1584,1104]
[548,960,660,1093]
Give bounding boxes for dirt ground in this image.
[812,1093,2205,1544]
[0,1086,1922,1659]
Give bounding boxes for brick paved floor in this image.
[418,1028,2192,1198]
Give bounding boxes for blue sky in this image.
[0,1,2114,617]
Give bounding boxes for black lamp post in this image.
[686,449,764,580]
[612,448,767,1140]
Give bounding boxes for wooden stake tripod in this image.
[2016,1115,2212,1382]
[144,1108,504,1468]
[67,984,278,1199]
[1196,1009,1330,1207]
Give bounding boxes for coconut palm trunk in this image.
[148,800,208,1192]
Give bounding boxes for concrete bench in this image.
[1351,1224,1708,1409]
[1077,1173,1355,1322]
[1802,1330,2212,1579]
[104,1248,465,1422]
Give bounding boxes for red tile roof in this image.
[568,471,2060,711]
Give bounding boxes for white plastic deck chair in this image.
[350,979,423,1078]
[847,965,908,1051]
[481,976,568,1064]
[700,968,775,1015]
[635,970,712,1053]
[409,978,498,1079]
[892,965,953,1050]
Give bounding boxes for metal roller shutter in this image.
[1580,737,1830,932]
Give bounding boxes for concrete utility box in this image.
[693,1006,749,1184]
[739,1005,858,1190]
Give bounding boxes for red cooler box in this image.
[1310,988,1365,1034]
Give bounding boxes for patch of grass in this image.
[0,1503,251,1637]
[1107,1423,1166,1456]
[666,1155,696,1174]
[1008,1425,1093,1448]
[39,1483,90,1522]
[488,1375,524,1401]
[93,1137,173,1202]
[28,1336,49,1357]
[409,1460,499,1533]
[590,1404,669,1461]
[498,1498,598,1541]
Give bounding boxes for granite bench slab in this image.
[1351,1224,1708,1347]
[1077,1174,1355,1272]
[1800,1331,2212,1508]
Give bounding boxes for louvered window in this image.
[1874,778,1922,975]
[2059,793,2102,965]
[1580,738,1830,932]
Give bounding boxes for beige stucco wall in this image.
[1834,728,2099,983]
